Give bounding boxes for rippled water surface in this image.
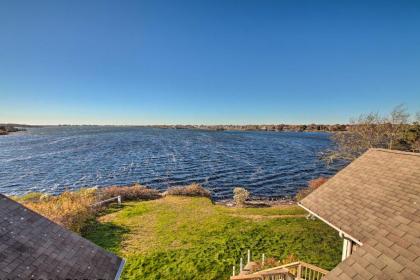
[0,126,343,199]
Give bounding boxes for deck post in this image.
[341,238,353,261]
[247,250,250,264]
[240,258,243,272]
[296,263,302,279]
[262,254,265,267]
[232,266,235,276]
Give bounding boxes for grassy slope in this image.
[83,196,341,280]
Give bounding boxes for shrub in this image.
[253,257,280,271]
[280,254,299,265]
[233,187,249,207]
[165,183,211,198]
[296,177,329,201]
[21,188,98,233]
[15,184,161,233]
[102,183,161,201]
[254,254,299,271]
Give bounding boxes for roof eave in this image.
[114,258,126,280]
[298,202,363,246]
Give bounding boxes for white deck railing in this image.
[231,261,328,280]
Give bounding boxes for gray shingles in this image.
[300,149,420,279]
[0,194,123,279]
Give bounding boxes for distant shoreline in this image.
[1,123,348,133]
[0,125,26,136]
[151,124,347,132]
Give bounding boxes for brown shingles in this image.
[351,262,374,280]
[300,149,420,279]
[0,195,123,279]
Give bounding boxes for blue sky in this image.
[0,0,419,125]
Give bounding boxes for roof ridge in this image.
[370,148,420,157]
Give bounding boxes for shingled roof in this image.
[0,194,124,279]
[299,149,420,279]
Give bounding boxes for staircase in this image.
[230,261,329,280]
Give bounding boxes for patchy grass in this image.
[82,221,129,253]
[82,205,129,253]
[83,196,341,280]
[222,204,306,216]
[11,192,44,202]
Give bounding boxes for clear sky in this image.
[0,0,419,125]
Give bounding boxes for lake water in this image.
[0,126,343,199]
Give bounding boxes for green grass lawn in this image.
[83,196,341,280]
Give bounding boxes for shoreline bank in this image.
[10,186,297,206]
[0,125,26,135]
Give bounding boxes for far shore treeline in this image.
[1,123,348,133]
[0,124,26,135]
[152,124,348,132]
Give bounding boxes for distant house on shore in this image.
[0,194,124,279]
[231,148,420,279]
[299,148,420,279]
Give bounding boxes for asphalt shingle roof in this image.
[0,194,123,280]
[299,149,420,279]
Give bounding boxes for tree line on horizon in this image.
[155,123,348,132]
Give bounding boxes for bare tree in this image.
[403,111,420,152]
[324,105,418,162]
[411,137,420,152]
[324,113,388,162]
[386,104,410,149]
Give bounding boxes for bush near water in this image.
[13,188,98,233]
[296,177,329,201]
[165,183,212,198]
[233,187,250,207]
[102,183,161,201]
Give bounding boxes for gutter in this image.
[298,202,363,246]
[114,259,126,280]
